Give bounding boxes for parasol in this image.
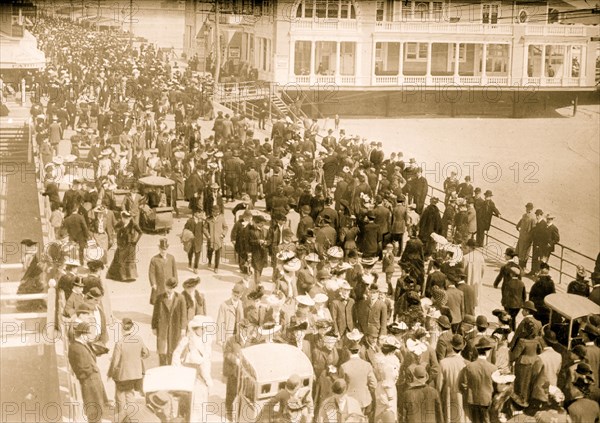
[138,176,175,186]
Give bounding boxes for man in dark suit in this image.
[445,281,465,332]
[321,129,337,151]
[391,196,408,257]
[184,210,205,273]
[509,300,542,352]
[148,238,178,305]
[296,205,315,242]
[457,274,476,317]
[546,214,560,255]
[419,197,442,257]
[493,247,522,289]
[372,196,391,250]
[329,280,355,337]
[460,338,497,423]
[151,278,187,366]
[435,315,454,361]
[476,190,501,247]
[354,284,388,337]
[62,208,89,263]
[68,322,108,423]
[223,319,252,421]
[62,179,84,217]
[358,211,381,259]
[530,209,550,275]
[399,364,444,423]
[500,266,526,331]
[184,168,205,213]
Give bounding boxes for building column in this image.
[310,40,316,85]
[453,43,460,84]
[289,39,295,83]
[426,42,432,85]
[540,44,546,85]
[482,43,488,85]
[399,42,404,85]
[580,45,587,86]
[335,41,341,84]
[522,43,529,85]
[372,39,377,85]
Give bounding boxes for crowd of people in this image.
[16,14,600,423]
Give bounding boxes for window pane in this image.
[415,2,429,21]
[527,44,543,77]
[294,41,311,75]
[545,45,564,78]
[403,2,412,20]
[486,44,509,75]
[315,41,337,74]
[305,1,313,18]
[376,0,385,21]
[316,0,327,18]
[458,44,483,76]
[571,46,581,77]
[375,42,400,75]
[340,42,355,75]
[432,2,444,22]
[296,1,303,18]
[327,0,340,18]
[431,43,453,76]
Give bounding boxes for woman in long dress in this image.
[106,211,142,282]
[373,336,401,423]
[172,315,216,418]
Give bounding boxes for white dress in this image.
[373,352,400,422]
[172,334,213,417]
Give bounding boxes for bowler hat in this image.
[475,337,494,351]
[476,315,489,329]
[450,334,466,351]
[505,247,518,258]
[437,315,451,330]
[409,365,429,387]
[182,277,200,288]
[522,300,537,313]
[484,190,493,197]
[165,277,178,289]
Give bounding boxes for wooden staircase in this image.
[0,123,31,163]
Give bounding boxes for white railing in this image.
[315,75,336,84]
[545,77,563,86]
[459,76,482,85]
[374,75,399,85]
[374,21,513,34]
[293,75,310,85]
[403,76,426,84]
[487,76,509,85]
[290,18,358,31]
[524,77,542,86]
[215,81,271,101]
[339,76,356,85]
[525,24,586,36]
[432,76,455,85]
[562,77,581,86]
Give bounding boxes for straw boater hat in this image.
[257,321,282,337]
[346,328,363,342]
[313,293,328,304]
[326,246,344,259]
[296,295,315,307]
[283,258,302,272]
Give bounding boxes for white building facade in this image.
[185,0,600,91]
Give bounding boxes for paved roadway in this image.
[97,114,538,423]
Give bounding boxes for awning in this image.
[0,31,46,70]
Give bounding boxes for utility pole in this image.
[213,0,220,98]
[129,0,133,47]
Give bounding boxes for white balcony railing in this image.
[374,75,400,85]
[459,76,482,85]
[290,18,358,31]
[339,76,356,85]
[432,76,455,84]
[374,21,513,34]
[525,24,586,36]
[487,76,509,86]
[315,75,336,84]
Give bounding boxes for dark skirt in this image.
[107,244,138,281]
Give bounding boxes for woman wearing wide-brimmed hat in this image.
[172,314,216,416]
[373,336,401,422]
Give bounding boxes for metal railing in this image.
[427,184,597,286]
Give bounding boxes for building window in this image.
[376,0,385,21]
[340,41,355,75]
[548,8,559,24]
[375,42,400,75]
[294,41,312,75]
[295,0,356,20]
[482,3,499,24]
[545,45,565,78]
[570,45,582,77]
[315,41,337,75]
[415,2,429,21]
[432,2,444,22]
[405,42,428,61]
[486,44,509,75]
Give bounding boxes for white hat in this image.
[263,294,283,307]
[313,293,328,304]
[338,279,352,291]
[283,258,301,272]
[326,246,343,259]
[276,250,296,262]
[64,154,77,163]
[53,156,64,165]
[188,315,215,330]
[362,273,375,286]
[257,324,282,336]
[304,253,320,263]
[346,328,363,342]
[296,295,315,307]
